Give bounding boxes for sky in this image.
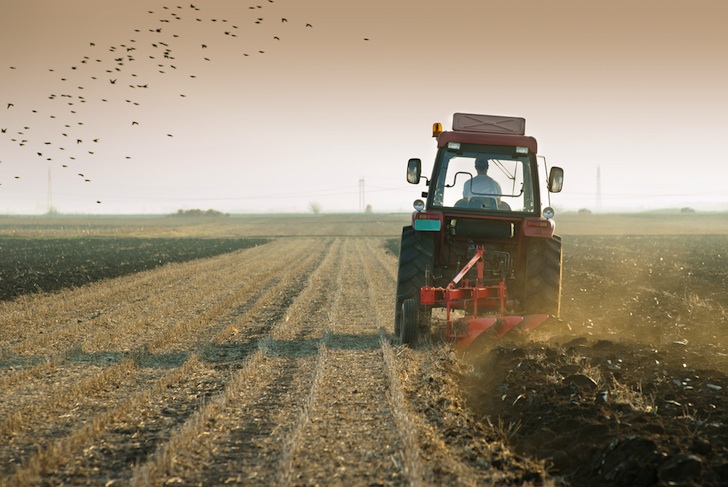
[1,0,727,214]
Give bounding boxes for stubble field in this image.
[0,212,726,486]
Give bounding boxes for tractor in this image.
[395,113,564,348]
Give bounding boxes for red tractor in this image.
[395,113,564,348]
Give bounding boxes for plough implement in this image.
[418,246,549,350]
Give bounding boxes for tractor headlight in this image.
[543,206,555,219]
[413,199,425,211]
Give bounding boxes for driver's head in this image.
[474,157,489,173]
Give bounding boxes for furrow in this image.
[356,237,428,485]
[0,239,278,348]
[0,239,317,416]
[1,354,206,487]
[362,236,399,284]
[0,239,333,485]
[1,239,303,359]
[130,238,345,486]
[289,238,404,485]
[359,238,514,485]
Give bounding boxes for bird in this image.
[306,23,312,28]
[6,103,13,109]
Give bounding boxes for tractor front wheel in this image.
[399,298,419,346]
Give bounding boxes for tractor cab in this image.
[406,114,563,219]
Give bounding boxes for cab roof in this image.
[437,130,538,154]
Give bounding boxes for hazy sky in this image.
[1,0,727,214]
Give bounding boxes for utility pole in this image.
[358,177,365,212]
[596,165,602,213]
[47,166,53,214]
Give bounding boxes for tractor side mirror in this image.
[406,158,422,184]
[548,166,564,193]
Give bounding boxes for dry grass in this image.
[0,358,137,441]
[130,349,270,486]
[380,336,428,485]
[133,239,346,485]
[275,338,330,486]
[2,354,204,487]
[607,377,657,414]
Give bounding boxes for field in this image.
[0,212,726,486]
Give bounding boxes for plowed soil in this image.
[0,214,726,486]
[465,234,728,486]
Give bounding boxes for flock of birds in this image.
[1,2,366,207]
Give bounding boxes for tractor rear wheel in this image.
[522,235,562,317]
[394,226,434,337]
[399,299,418,346]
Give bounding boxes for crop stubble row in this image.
[0,238,329,484]
[1,236,542,486]
[0,237,411,485]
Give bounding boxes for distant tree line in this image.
[173,209,229,217]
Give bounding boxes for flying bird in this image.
[6,103,13,109]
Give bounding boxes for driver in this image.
[463,156,502,201]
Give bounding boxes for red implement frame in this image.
[420,246,548,349]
